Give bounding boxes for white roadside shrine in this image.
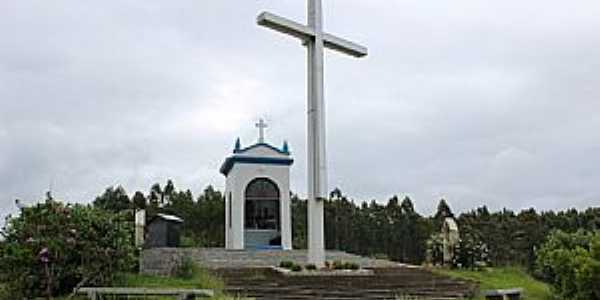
[257,0,368,266]
[221,121,293,250]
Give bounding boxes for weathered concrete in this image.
[140,248,399,275]
[271,266,375,277]
[140,248,478,299]
[217,267,478,299]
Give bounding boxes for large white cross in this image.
[257,0,367,267]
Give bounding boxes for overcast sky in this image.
[1,0,599,222]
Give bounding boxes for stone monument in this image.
[442,217,460,266]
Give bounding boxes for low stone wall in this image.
[140,248,196,276]
[140,248,400,276]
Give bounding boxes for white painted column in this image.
[307,0,326,267]
[135,209,146,248]
[280,189,293,250]
[232,184,245,249]
[225,188,231,249]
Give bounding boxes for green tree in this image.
[0,199,135,298]
[132,191,146,209]
[93,185,131,212]
[149,183,162,208]
[535,230,600,300]
[164,179,176,206]
[291,193,307,249]
[192,185,225,247]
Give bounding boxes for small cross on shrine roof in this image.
[255,118,268,143]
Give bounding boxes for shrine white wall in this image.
[223,146,293,250]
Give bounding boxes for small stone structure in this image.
[442,217,460,266]
[145,214,183,248]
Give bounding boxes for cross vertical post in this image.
[257,0,367,267]
[306,0,326,268]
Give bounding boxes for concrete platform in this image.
[141,248,399,275]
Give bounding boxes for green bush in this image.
[0,283,9,300]
[329,261,359,270]
[279,260,294,269]
[535,230,600,300]
[0,199,136,298]
[305,264,317,271]
[332,260,345,270]
[290,265,303,272]
[180,235,205,248]
[175,256,197,280]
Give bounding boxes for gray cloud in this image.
[1,0,599,223]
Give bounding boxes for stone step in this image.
[141,248,476,299]
[216,267,476,300]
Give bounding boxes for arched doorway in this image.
[244,178,281,248]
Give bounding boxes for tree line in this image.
[91,179,600,269]
[4,179,598,298]
[93,180,225,248]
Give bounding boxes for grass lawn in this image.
[56,267,234,299]
[435,267,552,300]
[111,268,233,300]
[116,270,224,291]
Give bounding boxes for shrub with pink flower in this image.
[0,199,136,298]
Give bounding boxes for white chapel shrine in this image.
[220,120,293,250]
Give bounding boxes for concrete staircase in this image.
[140,248,477,299]
[215,267,477,299]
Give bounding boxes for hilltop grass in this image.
[113,268,233,299]
[434,267,552,300]
[56,267,233,299]
[116,270,224,291]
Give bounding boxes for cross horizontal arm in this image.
[257,11,368,58]
[323,33,367,58]
[257,12,314,41]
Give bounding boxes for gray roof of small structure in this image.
[150,213,183,224]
